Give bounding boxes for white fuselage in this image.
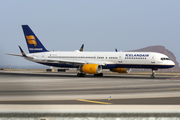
[25,51,175,70]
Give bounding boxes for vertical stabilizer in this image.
[22,25,48,53]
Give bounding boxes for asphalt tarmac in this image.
[0,97,180,105]
[0,71,180,105]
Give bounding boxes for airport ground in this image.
[0,69,180,119]
[0,69,180,105]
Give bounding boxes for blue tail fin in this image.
[22,25,48,53]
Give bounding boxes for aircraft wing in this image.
[34,58,106,66]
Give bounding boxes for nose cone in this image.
[167,60,175,67]
[171,61,175,66]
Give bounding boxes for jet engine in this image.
[80,64,102,74]
[110,68,131,73]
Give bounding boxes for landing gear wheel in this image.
[77,73,80,77]
[94,73,103,77]
[77,73,86,77]
[150,70,156,79]
[83,73,86,77]
[150,75,154,79]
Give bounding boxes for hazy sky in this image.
[0,0,180,68]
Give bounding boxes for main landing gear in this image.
[94,73,103,77]
[77,73,86,77]
[150,69,156,79]
[77,73,103,77]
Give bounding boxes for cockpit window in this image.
[161,58,170,60]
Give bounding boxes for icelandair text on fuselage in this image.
[29,48,42,50]
[125,54,149,57]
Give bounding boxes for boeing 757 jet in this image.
[8,25,175,78]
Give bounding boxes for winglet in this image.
[115,48,117,52]
[18,46,27,57]
[79,44,84,52]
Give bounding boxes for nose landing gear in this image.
[150,69,157,79]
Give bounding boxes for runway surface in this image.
[0,97,180,105]
[0,71,180,105]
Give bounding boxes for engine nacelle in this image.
[80,64,102,74]
[110,68,131,73]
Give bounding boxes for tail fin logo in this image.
[26,35,37,46]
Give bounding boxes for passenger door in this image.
[118,54,123,63]
[151,56,155,63]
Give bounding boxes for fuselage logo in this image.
[26,35,37,46]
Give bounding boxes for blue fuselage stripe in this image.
[38,62,174,69]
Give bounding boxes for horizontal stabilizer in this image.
[6,53,22,57]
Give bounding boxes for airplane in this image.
[8,25,175,78]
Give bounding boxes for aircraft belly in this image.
[37,62,174,69]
